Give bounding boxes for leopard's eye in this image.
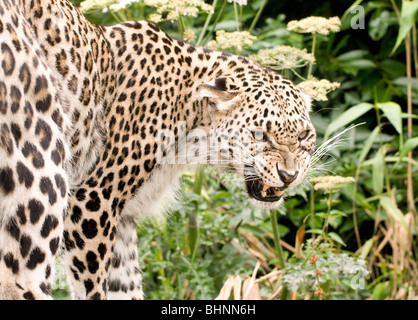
[262,133,269,143]
[298,130,310,141]
[251,130,261,141]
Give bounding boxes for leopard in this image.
[0,0,316,299]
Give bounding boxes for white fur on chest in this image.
[121,164,186,222]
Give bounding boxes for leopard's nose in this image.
[278,169,298,185]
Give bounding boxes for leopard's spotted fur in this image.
[0,0,315,299]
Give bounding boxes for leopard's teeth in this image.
[260,182,285,198]
[262,184,271,192]
[273,189,285,197]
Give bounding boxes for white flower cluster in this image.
[145,0,213,22]
[227,0,248,5]
[310,175,354,192]
[183,29,196,43]
[80,0,118,13]
[207,30,256,51]
[80,0,212,16]
[287,16,341,35]
[298,77,340,101]
[251,45,315,71]
[108,0,141,12]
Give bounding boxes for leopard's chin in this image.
[248,197,283,210]
[245,176,286,209]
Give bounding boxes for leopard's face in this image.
[199,75,316,209]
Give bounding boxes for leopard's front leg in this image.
[107,215,144,300]
[62,179,119,300]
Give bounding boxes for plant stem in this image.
[201,0,227,46]
[249,0,269,33]
[352,167,362,248]
[310,186,316,241]
[390,0,401,20]
[189,167,204,264]
[240,4,243,27]
[189,212,199,264]
[177,16,186,38]
[138,2,145,20]
[307,33,317,78]
[157,245,165,281]
[284,69,289,79]
[321,192,333,236]
[270,210,286,269]
[109,10,123,23]
[196,0,218,47]
[412,24,418,92]
[270,210,288,300]
[373,99,392,199]
[233,2,240,31]
[404,32,417,215]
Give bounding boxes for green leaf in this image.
[340,59,376,75]
[305,228,323,235]
[402,113,418,120]
[358,126,380,165]
[336,49,368,62]
[380,196,408,230]
[399,137,418,160]
[376,102,403,136]
[393,77,418,90]
[360,238,374,260]
[330,209,347,218]
[372,147,384,195]
[369,10,397,41]
[364,155,418,167]
[261,221,290,238]
[324,103,373,141]
[240,224,265,237]
[336,50,375,75]
[392,1,418,55]
[341,0,364,21]
[385,156,418,167]
[327,210,347,229]
[315,212,328,219]
[372,283,387,300]
[328,232,346,246]
[211,191,232,202]
[344,59,376,69]
[380,59,406,78]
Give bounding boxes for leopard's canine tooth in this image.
[273,189,285,197]
[262,184,270,192]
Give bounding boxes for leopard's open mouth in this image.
[245,178,286,203]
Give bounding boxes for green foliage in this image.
[392,1,418,54]
[283,242,370,300]
[137,169,264,299]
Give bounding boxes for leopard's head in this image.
[199,73,316,209]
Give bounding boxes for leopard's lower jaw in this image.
[248,197,283,210]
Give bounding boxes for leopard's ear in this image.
[198,77,239,112]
